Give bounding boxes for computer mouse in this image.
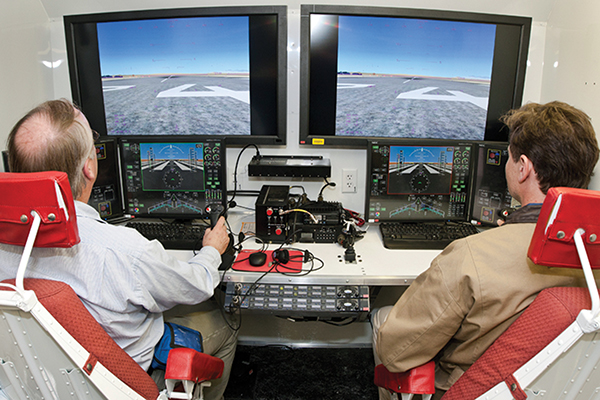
[248,251,267,267]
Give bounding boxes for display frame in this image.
[64,5,288,146]
[299,4,531,148]
[118,136,227,220]
[365,138,477,223]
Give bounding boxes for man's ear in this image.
[82,156,96,181]
[517,154,535,184]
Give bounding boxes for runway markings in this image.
[156,84,250,104]
[173,161,191,171]
[396,87,488,110]
[142,161,169,171]
[337,83,374,89]
[103,85,136,92]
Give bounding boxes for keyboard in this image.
[125,221,207,250]
[379,221,480,250]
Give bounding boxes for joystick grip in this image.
[207,204,225,228]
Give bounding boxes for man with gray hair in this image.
[1,99,237,400]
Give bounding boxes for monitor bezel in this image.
[299,4,531,148]
[118,135,227,220]
[365,138,478,223]
[64,5,288,146]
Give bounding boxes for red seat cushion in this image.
[374,361,435,395]
[442,286,593,400]
[165,348,224,383]
[1,279,159,400]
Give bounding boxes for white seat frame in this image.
[0,180,174,399]
[475,193,600,400]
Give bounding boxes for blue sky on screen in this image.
[97,16,250,76]
[337,15,496,80]
[389,146,454,164]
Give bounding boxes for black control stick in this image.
[207,204,226,228]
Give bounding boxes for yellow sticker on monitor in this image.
[312,138,325,145]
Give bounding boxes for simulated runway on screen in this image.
[336,76,490,140]
[102,75,251,135]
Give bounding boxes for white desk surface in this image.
[168,210,443,287]
[165,211,446,346]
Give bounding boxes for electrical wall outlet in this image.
[342,168,357,193]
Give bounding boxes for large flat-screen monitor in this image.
[300,5,531,147]
[366,140,475,223]
[64,6,287,146]
[119,137,226,220]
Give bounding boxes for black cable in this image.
[322,317,358,326]
[219,236,270,331]
[275,248,323,276]
[317,178,336,202]
[229,144,260,208]
[289,185,306,195]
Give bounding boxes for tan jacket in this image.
[377,222,593,390]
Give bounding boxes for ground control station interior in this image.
[1,0,600,399]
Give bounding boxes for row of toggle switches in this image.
[223,282,370,317]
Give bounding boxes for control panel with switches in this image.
[223,282,370,319]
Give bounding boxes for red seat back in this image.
[0,171,79,248]
[442,286,593,399]
[0,172,158,398]
[528,187,600,269]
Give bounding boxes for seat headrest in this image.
[0,171,80,248]
[528,187,600,269]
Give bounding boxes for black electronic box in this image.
[290,201,344,243]
[255,185,290,243]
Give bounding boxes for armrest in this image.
[165,348,224,383]
[374,361,435,395]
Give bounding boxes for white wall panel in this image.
[0,0,554,206]
[541,0,600,190]
[0,1,53,172]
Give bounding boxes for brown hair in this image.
[7,99,94,199]
[501,101,599,194]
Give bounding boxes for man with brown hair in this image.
[1,99,237,400]
[372,101,600,399]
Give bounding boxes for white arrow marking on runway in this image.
[156,84,250,104]
[103,85,136,92]
[396,87,488,110]
[337,83,374,89]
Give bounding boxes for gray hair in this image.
[7,99,95,199]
